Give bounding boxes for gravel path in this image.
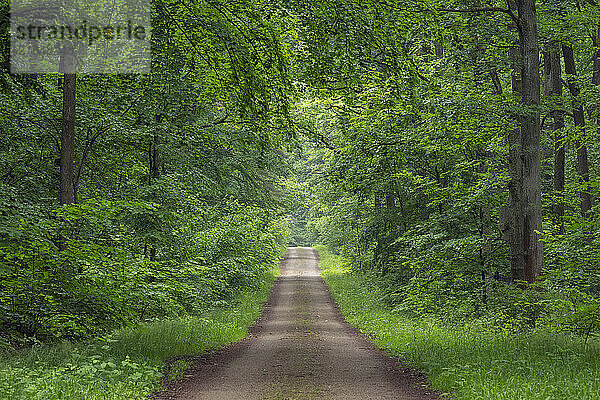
[151,247,440,400]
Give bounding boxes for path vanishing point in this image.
[152,247,440,400]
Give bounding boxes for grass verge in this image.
[315,245,600,400]
[0,267,278,400]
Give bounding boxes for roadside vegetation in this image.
[318,245,600,400]
[0,263,278,400]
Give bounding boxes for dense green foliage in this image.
[3,0,600,398]
[318,245,600,400]
[291,0,600,335]
[0,197,288,343]
[0,0,292,346]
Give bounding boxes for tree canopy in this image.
[2,0,600,349]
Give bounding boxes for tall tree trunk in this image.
[543,45,565,234]
[508,43,525,283]
[59,47,76,205]
[148,134,159,262]
[149,134,160,184]
[147,115,162,262]
[593,24,600,94]
[490,69,503,95]
[508,0,543,283]
[434,41,444,58]
[562,44,592,216]
[592,25,600,207]
[385,192,394,209]
[397,192,408,232]
[479,158,491,303]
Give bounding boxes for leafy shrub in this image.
[0,194,289,345]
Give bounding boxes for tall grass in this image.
[0,268,277,400]
[316,245,600,400]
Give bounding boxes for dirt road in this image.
[152,247,439,400]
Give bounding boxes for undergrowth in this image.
[316,245,600,400]
[0,266,278,400]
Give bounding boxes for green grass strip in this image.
[316,245,600,400]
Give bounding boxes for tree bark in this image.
[434,41,444,58]
[593,24,600,88]
[593,24,600,208]
[149,115,161,184]
[562,44,592,216]
[543,45,565,233]
[148,135,159,262]
[147,114,162,262]
[508,0,543,283]
[490,69,503,95]
[149,134,160,184]
[385,192,394,209]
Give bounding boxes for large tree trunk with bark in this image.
[563,44,592,216]
[592,25,600,207]
[147,115,162,262]
[593,25,600,88]
[543,45,565,234]
[508,0,543,283]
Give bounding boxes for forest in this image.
[2,0,600,398]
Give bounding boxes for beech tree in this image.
[509,0,543,283]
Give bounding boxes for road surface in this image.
[151,247,439,400]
